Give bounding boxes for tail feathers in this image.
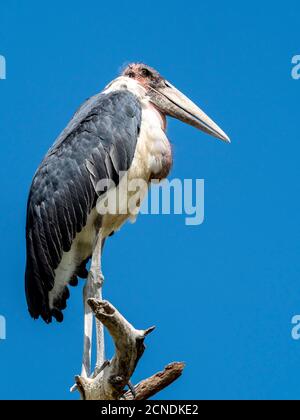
[25,229,53,323]
[25,250,91,324]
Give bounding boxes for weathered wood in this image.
[123,362,185,400]
[75,299,155,400]
[74,299,185,400]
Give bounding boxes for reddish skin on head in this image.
[122,63,163,89]
[122,63,167,131]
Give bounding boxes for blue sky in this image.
[0,0,300,400]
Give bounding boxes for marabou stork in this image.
[25,63,230,377]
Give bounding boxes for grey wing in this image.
[25,90,142,323]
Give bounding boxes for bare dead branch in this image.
[123,362,185,400]
[75,299,155,400]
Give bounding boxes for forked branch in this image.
[74,299,184,400]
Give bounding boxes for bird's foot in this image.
[92,360,110,378]
[70,360,110,392]
[127,380,136,398]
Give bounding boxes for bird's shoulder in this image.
[48,89,142,157]
[29,89,142,201]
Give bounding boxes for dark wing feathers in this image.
[25,90,142,323]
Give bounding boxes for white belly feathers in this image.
[100,100,172,236]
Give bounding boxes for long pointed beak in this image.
[148,81,230,143]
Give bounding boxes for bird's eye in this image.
[141,68,151,78]
[128,72,135,78]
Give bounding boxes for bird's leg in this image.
[81,277,94,378]
[91,232,105,372]
[81,232,105,378]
